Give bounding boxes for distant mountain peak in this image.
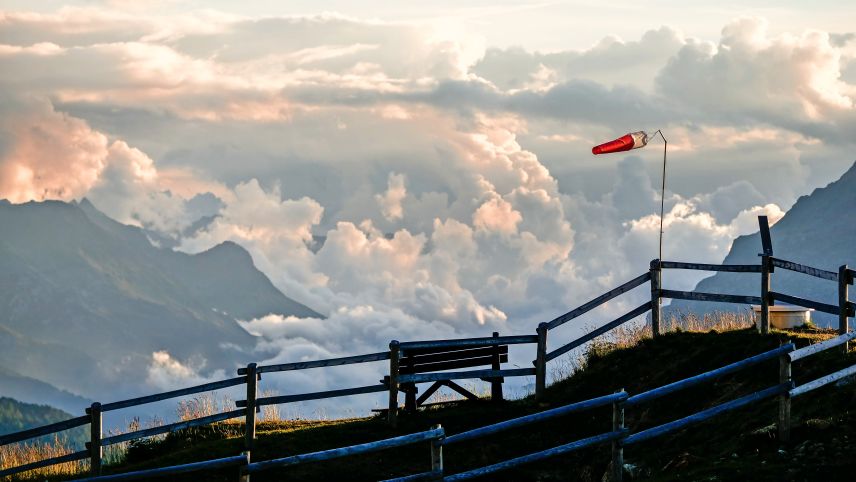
[667,161,856,326]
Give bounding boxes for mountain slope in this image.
[0,397,88,448]
[0,199,321,399]
[667,161,856,326]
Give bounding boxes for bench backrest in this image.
[399,345,508,375]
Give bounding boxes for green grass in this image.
[11,326,856,481]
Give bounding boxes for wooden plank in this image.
[490,332,503,403]
[401,346,507,366]
[769,291,840,315]
[660,289,762,305]
[243,352,390,375]
[101,409,245,446]
[399,335,536,353]
[623,383,791,446]
[779,353,791,442]
[611,393,625,482]
[535,323,547,399]
[545,302,652,363]
[443,391,627,446]
[770,257,838,281]
[100,377,246,412]
[840,265,850,342]
[0,450,88,478]
[245,427,445,473]
[660,261,762,272]
[0,415,89,446]
[625,343,794,407]
[790,363,856,398]
[761,255,772,335]
[398,368,535,384]
[400,354,507,375]
[70,454,249,482]
[241,384,388,407]
[244,363,257,452]
[789,331,856,362]
[650,260,661,337]
[442,430,626,481]
[89,402,102,476]
[758,215,773,256]
[389,341,400,427]
[545,272,650,330]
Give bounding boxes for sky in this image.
[1,0,855,400]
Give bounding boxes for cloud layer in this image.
[0,6,853,401]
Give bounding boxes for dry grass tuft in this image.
[0,434,87,481]
[550,310,756,384]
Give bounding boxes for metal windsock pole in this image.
[592,129,668,263]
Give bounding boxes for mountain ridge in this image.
[0,199,320,401]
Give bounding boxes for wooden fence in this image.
[1,216,854,480]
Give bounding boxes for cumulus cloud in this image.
[2,6,849,402]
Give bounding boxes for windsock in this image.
[592,131,648,155]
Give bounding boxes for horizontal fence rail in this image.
[99,377,246,412]
[245,427,445,473]
[0,450,89,478]
[790,363,856,398]
[623,383,792,446]
[70,454,249,482]
[769,291,841,315]
[545,272,650,331]
[660,289,762,305]
[443,430,627,481]
[789,331,856,362]
[398,368,535,384]
[240,352,390,375]
[239,384,388,407]
[771,257,839,281]
[625,343,794,407]
[101,409,245,446]
[660,261,762,273]
[444,392,627,446]
[0,415,89,446]
[545,301,652,363]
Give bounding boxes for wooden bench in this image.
[387,333,508,413]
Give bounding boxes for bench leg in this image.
[443,381,479,401]
[416,382,444,406]
[403,383,418,413]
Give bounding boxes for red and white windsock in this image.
[592,131,649,155]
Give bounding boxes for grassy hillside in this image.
[8,326,856,481]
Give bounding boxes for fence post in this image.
[88,402,102,476]
[239,451,251,482]
[388,340,400,427]
[244,363,258,457]
[778,347,791,443]
[611,390,624,482]
[430,424,444,476]
[650,259,661,337]
[840,265,850,354]
[760,255,772,335]
[491,332,503,402]
[535,323,547,400]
